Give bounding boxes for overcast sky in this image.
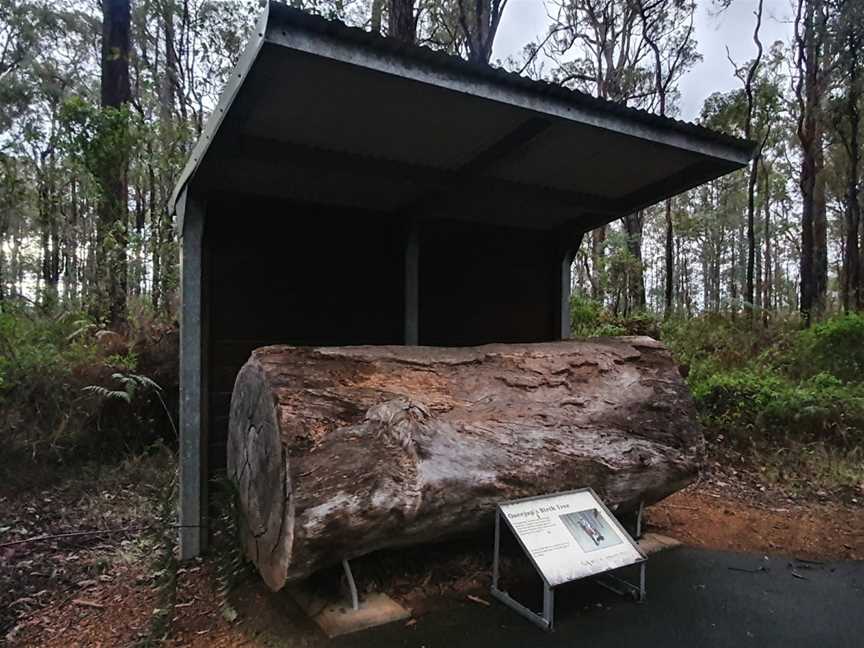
[491,0,794,121]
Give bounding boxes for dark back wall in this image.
[204,193,559,470]
[206,194,406,468]
[419,220,557,346]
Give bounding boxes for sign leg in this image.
[492,511,501,589]
[543,583,555,631]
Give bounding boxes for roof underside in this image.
[173,2,753,232]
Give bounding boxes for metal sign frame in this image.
[490,488,646,631]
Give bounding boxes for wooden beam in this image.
[458,117,551,175]
[179,192,209,559]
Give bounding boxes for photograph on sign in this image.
[560,509,624,553]
[498,489,643,587]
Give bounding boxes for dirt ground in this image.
[4,470,863,647]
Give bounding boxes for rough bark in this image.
[762,165,772,325]
[388,0,416,42]
[228,339,704,591]
[664,198,674,318]
[98,0,131,326]
[795,0,827,325]
[457,0,507,65]
[744,0,764,319]
[622,211,645,313]
[841,15,862,312]
[371,0,385,33]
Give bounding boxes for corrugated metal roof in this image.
[267,2,754,156]
[171,1,754,229]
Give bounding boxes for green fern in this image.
[82,383,132,403]
[82,372,177,439]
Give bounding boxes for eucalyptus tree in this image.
[826,0,864,311]
[631,0,699,318]
[795,0,830,324]
[544,0,697,313]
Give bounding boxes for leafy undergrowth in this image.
[664,312,864,476]
[571,298,863,483]
[568,299,864,497]
[0,303,178,487]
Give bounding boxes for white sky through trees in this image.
[492,0,794,121]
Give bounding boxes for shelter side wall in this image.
[419,221,558,346]
[206,194,405,470]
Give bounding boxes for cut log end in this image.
[228,338,703,590]
[227,361,294,590]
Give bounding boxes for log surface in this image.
[227,338,703,590]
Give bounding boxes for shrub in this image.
[786,313,864,383]
[661,313,798,383]
[692,368,864,449]
[569,295,605,336]
[569,294,659,338]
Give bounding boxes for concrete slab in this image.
[328,548,864,648]
[289,587,410,637]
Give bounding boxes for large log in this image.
[227,338,703,591]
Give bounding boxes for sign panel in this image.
[498,489,644,587]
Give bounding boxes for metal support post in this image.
[490,509,556,631]
[342,559,359,611]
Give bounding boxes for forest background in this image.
[1,0,863,493]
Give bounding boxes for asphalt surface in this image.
[335,548,864,648]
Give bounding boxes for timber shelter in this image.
[172,1,754,559]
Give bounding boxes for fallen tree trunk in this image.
[227,338,703,590]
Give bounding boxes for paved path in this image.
[335,548,864,648]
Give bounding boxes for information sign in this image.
[498,489,644,587]
[491,488,646,630]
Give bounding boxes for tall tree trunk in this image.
[744,0,763,321]
[149,157,161,311]
[730,224,738,315]
[0,212,5,302]
[388,0,416,42]
[762,166,772,324]
[860,207,864,308]
[457,0,507,65]
[590,226,606,304]
[371,0,384,33]
[755,221,763,311]
[623,211,645,311]
[842,24,861,312]
[98,0,131,327]
[65,177,79,306]
[813,131,828,315]
[795,0,823,325]
[38,150,60,309]
[664,199,673,318]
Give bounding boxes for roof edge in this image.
[266,2,756,160]
[171,1,756,217]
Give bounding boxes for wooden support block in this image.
[638,532,682,556]
[288,586,411,637]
